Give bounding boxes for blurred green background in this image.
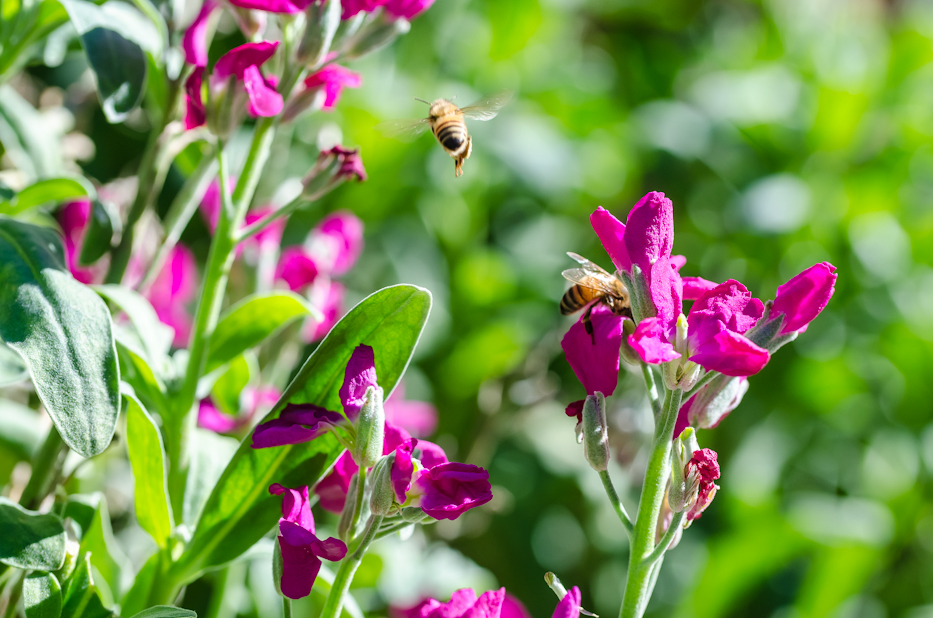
[12,0,933,616]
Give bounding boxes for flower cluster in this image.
[561,191,837,523]
[397,586,582,618]
[256,345,489,597]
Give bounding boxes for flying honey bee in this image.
[375,91,513,177]
[561,252,632,335]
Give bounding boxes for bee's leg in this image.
[455,158,463,177]
[583,304,596,344]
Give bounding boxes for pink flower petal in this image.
[383,0,435,19]
[391,439,416,502]
[689,329,770,377]
[304,65,362,110]
[552,587,582,618]
[243,64,284,117]
[227,0,309,12]
[276,247,320,291]
[771,262,837,335]
[623,192,674,278]
[315,451,358,513]
[340,344,378,420]
[560,304,624,396]
[182,0,216,67]
[416,463,492,521]
[628,317,680,364]
[689,279,763,335]
[214,41,279,81]
[197,399,239,433]
[590,206,630,272]
[312,210,364,275]
[682,276,718,300]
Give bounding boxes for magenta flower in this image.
[58,199,105,285]
[341,0,384,20]
[682,276,718,300]
[276,247,321,291]
[384,382,438,438]
[340,344,378,420]
[630,280,770,377]
[251,403,344,448]
[304,279,345,342]
[146,245,199,346]
[770,262,837,335]
[198,399,239,433]
[214,41,283,118]
[384,0,435,19]
[243,206,286,250]
[391,438,417,502]
[228,0,312,13]
[404,589,506,618]
[415,462,492,521]
[315,451,358,513]
[303,66,361,111]
[685,448,720,521]
[184,68,207,130]
[560,303,624,421]
[310,210,364,275]
[182,0,217,67]
[269,484,347,599]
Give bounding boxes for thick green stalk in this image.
[319,515,383,618]
[619,387,683,618]
[18,425,66,509]
[641,510,685,567]
[283,598,292,618]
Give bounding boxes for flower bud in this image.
[686,375,748,429]
[745,302,798,353]
[622,265,653,323]
[301,145,367,199]
[682,448,720,523]
[400,506,431,523]
[340,12,411,61]
[582,392,609,472]
[369,453,396,516]
[337,472,358,541]
[297,0,341,67]
[353,385,384,468]
[668,427,699,512]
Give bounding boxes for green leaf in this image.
[116,343,169,416]
[1,177,94,216]
[0,218,120,457]
[24,572,62,618]
[0,497,66,571]
[176,285,431,579]
[60,553,114,618]
[0,341,29,386]
[60,494,130,601]
[94,285,172,367]
[124,394,174,548]
[58,0,147,123]
[118,552,159,618]
[0,399,42,460]
[128,606,197,618]
[211,353,254,416]
[183,429,238,530]
[0,85,62,179]
[78,200,120,266]
[205,291,321,373]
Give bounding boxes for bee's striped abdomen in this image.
[560,284,599,315]
[434,116,467,154]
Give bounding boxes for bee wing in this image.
[374,118,431,142]
[460,90,514,121]
[561,268,623,297]
[566,252,613,277]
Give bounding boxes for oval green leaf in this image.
[205,291,321,374]
[61,553,114,618]
[125,394,174,548]
[128,607,196,618]
[176,284,431,579]
[24,572,62,618]
[60,493,130,600]
[0,218,120,457]
[0,497,66,571]
[3,177,94,216]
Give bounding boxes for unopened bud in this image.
[582,393,609,472]
[340,12,410,61]
[369,453,395,516]
[337,473,358,542]
[301,145,366,198]
[622,266,653,323]
[745,303,798,353]
[297,0,341,67]
[401,506,430,523]
[668,427,700,513]
[353,385,384,468]
[688,375,748,429]
[272,538,284,596]
[544,572,568,600]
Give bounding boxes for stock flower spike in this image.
[303,66,362,111]
[770,262,837,334]
[269,484,347,599]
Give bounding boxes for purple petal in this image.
[771,262,837,335]
[628,317,680,364]
[251,403,342,448]
[214,41,279,81]
[383,0,435,19]
[689,329,770,376]
[391,439,416,502]
[560,304,624,396]
[184,68,206,130]
[552,587,582,618]
[307,536,348,561]
[197,399,238,433]
[590,206,631,272]
[689,280,763,334]
[314,451,358,513]
[623,192,674,277]
[416,463,492,521]
[243,64,284,117]
[279,519,316,546]
[465,589,505,618]
[682,276,718,301]
[501,595,533,618]
[565,400,584,423]
[269,484,315,531]
[275,247,320,291]
[181,0,216,67]
[340,344,378,420]
[414,440,448,468]
[227,0,306,12]
[277,536,322,600]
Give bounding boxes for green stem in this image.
[619,387,683,618]
[374,521,413,540]
[234,194,309,245]
[640,363,661,418]
[598,469,633,536]
[138,148,218,293]
[319,515,383,618]
[283,597,292,618]
[19,425,67,509]
[641,510,685,567]
[350,467,367,539]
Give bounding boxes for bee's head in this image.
[428,99,458,119]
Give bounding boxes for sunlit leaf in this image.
[128,608,197,618]
[0,176,94,216]
[24,572,62,618]
[125,394,174,548]
[0,497,66,571]
[61,494,130,601]
[60,553,114,618]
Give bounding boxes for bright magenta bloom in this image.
[269,484,347,599]
[770,262,837,334]
[228,0,312,13]
[401,587,580,618]
[181,0,216,67]
[184,68,207,129]
[58,199,104,285]
[197,399,238,433]
[415,462,492,521]
[303,66,361,111]
[630,280,770,377]
[340,344,378,419]
[251,403,344,448]
[147,245,199,346]
[685,448,719,521]
[312,210,365,275]
[384,0,435,19]
[276,247,321,291]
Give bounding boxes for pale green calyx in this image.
[582,392,610,472]
[353,385,385,468]
[668,427,700,513]
[369,453,396,517]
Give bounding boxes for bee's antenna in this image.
[414,97,431,105]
